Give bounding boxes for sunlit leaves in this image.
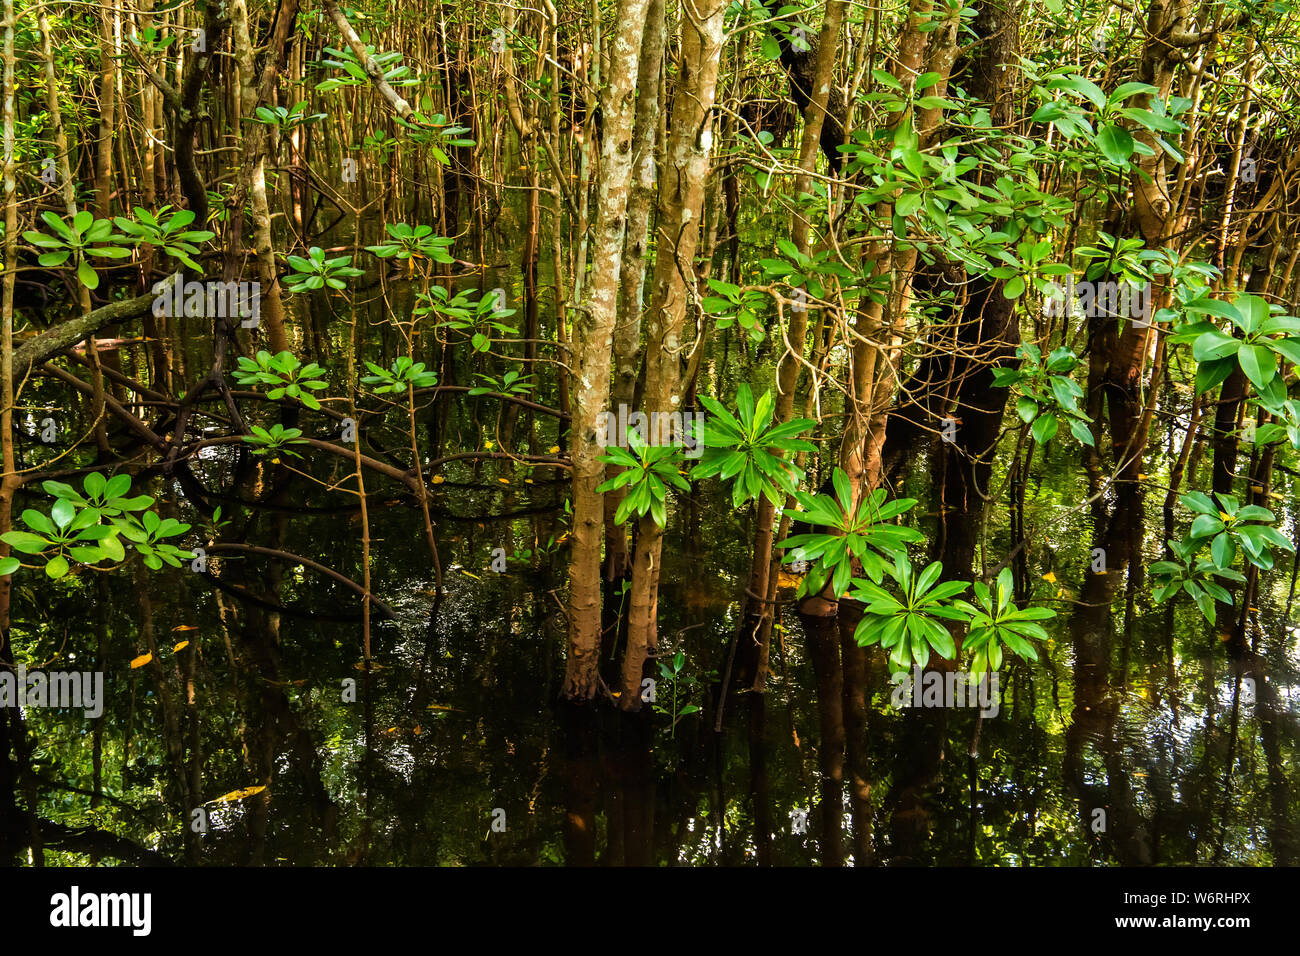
[365,223,455,264]
[0,475,190,577]
[992,342,1095,446]
[113,206,215,271]
[703,279,770,343]
[284,246,364,292]
[250,101,327,132]
[1180,490,1294,572]
[597,432,689,528]
[849,555,970,671]
[1150,537,1245,623]
[777,467,924,599]
[233,350,329,410]
[242,424,309,459]
[315,45,418,92]
[468,369,532,397]
[691,384,815,508]
[955,568,1055,675]
[1174,293,1300,407]
[22,210,133,290]
[361,356,438,395]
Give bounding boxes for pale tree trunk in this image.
[563,0,654,700]
[618,0,727,708]
[604,0,666,580]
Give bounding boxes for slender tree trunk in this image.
[562,0,653,700]
[603,0,665,580]
[618,0,727,708]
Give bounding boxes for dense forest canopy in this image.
[0,0,1298,866]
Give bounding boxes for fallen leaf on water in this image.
[173,641,190,653]
[211,785,266,803]
[498,478,510,484]
[431,475,445,484]
[548,445,560,454]
[413,725,421,735]
[172,624,197,632]
[1042,571,1057,584]
[129,653,152,669]
[460,569,482,580]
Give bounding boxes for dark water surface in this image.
[12,387,1298,865]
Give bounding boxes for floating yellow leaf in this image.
[212,785,267,804]
[548,445,559,454]
[172,624,197,632]
[431,475,445,484]
[524,478,534,484]
[413,725,421,735]
[484,440,495,450]
[129,653,152,669]
[1042,571,1057,584]
[498,478,510,484]
[173,641,190,653]
[460,569,482,580]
